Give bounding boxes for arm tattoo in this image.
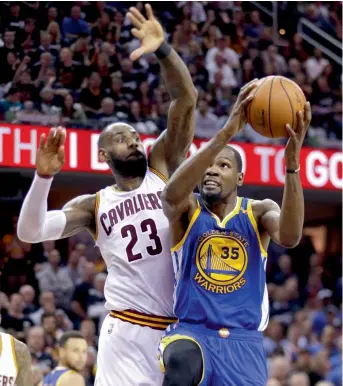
[14,339,33,386]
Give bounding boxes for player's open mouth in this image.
[204,180,219,187]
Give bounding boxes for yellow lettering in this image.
[233,282,240,290]
[194,272,205,284]
[216,286,224,294]
[201,281,208,290]
[208,284,216,292]
[226,285,235,292]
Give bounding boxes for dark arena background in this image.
[0,1,341,385]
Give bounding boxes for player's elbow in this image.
[174,86,198,105]
[279,235,301,249]
[17,222,39,244]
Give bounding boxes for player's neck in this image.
[112,172,145,192]
[205,193,237,222]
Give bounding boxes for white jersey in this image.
[0,332,18,385]
[95,168,175,317]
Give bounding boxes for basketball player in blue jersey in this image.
[40,331,87,386]
[158,80,312,386]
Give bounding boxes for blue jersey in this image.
[42,367,74,386]
[172,196,269,331]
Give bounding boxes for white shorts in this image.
[95,313,167,386]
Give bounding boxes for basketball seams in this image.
[280,78,294,135]
[248,77,269,127]
[268,77,276,138]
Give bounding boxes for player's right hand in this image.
[221,79,259,138]
[36,127,66,177]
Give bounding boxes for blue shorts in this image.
[159,322,268,386]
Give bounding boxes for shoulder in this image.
[251,199,280,218]
[60,371,85,386]
[62,194,96,211]
[13,337,31,368]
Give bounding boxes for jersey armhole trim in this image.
[10,336,18,373]
[149,167,168,183]
[94,191,100,241]
[171,200,201,252]
[247,199,268,257]
[56,369,74,386]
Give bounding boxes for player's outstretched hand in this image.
[220,79,259,139]
[285,102,311,169]
[36,126,66,178]
[127,4,164,61]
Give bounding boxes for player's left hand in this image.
[285,102,311,169]
[127,4,164,61]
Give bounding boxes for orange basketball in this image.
[247,76,306,138]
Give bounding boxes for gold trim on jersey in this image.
[10,336,18,373]
[247,199,268,257]
[0,335,2,357]
[149,167,168,183]
[94,192,100,241]
[204,197,242,228]
[110,310,177,331]
[56,369,75,386]
[171,200,201,252]
[159,334,205,385]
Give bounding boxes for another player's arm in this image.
[14,338,33,386]
[17,127,96,243]
[127,4,198,177]
[162,81,257,243]
[253,103,312,248]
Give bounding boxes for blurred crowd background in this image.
[0,2,341,386]
[0,1,341,147]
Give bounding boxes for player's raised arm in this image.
[15,339,33,386]
[254,102,312,248]
[127,4,198,177]
[17,127,95,243]
[161,80,258,221]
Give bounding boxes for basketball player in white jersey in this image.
[0,329,33,385]
[17,4,197,386]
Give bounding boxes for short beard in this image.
[200,189,222,205]
[111,155,147,178]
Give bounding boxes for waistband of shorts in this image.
[174,322,263,341]
[110,310,177,331]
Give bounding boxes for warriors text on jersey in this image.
[172,196,269,331]
[0,332,18,385]
[95,168,175,318]
[42,367,74,386]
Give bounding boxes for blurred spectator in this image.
[0,86,22,121]
[19,284,37,314]
[288,372,310,386]
[305,49,330,83]
[27,326,54,372]
[71,261,96,323]
[195,99,218,138]
[36,249,74,309]
[0,293,33,339]
[61,93,87,124]
[245,10,264,39]
[205,36,239,70]
[269,355,291,386]
[79,72,105,118]
[97,97,119,126]
[62,5,89,41]
[63,249,82,285]
[46,22,61,51]
[0,30,17,69]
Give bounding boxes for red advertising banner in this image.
[0,124,342,191]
